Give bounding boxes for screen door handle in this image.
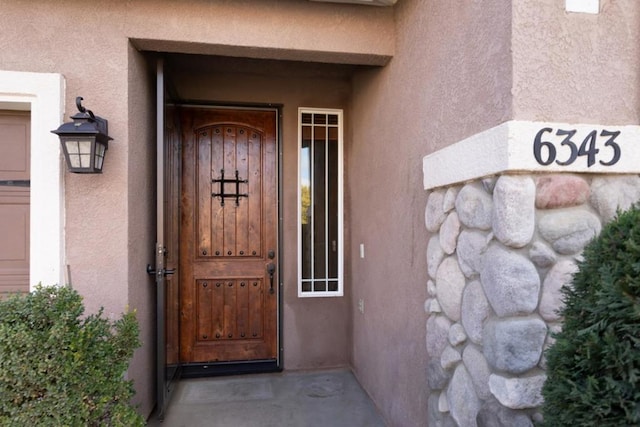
[147,264,176,277]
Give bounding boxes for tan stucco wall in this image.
[512,0,640,124]
[126,0,394,65]
[348,0,512,425]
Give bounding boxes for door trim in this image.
[174,103,284,377]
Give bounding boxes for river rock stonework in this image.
[424,173,640,426]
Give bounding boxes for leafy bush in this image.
[541,204,640,426]
[0,285,144,426]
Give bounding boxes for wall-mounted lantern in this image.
[52,97,112,173]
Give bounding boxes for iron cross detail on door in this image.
[212,169,248,206]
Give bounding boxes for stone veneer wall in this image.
[425,173,640,427]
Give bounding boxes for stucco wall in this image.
[126,0,394,65]
[0,1,132,316]
[348,0,512,425]
[512,0,640,124]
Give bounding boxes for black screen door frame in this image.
[155,57,181,420]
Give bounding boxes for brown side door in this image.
[0,111,30,298]
[180,107,278,364]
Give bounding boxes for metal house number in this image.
[533,127,621,167]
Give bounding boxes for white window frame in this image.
[297,107,344,297]
[0,70,66,288]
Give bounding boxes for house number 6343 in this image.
[533,127,621,167]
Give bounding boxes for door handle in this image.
[267,263,276,294]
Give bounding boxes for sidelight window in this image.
[298,108,343,297]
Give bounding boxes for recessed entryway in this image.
[150,51,365,418]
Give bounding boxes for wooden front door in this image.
[180,107,278,364]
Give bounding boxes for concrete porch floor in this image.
[147,369,387,427]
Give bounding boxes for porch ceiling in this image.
[163,53,363,79]
[159,52,367,105]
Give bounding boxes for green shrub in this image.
[0,285,144,426]
[541,204,640,426]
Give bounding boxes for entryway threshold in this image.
[147,368,387,427]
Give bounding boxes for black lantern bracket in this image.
[51,96,112,173]
[73,97,109,134]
